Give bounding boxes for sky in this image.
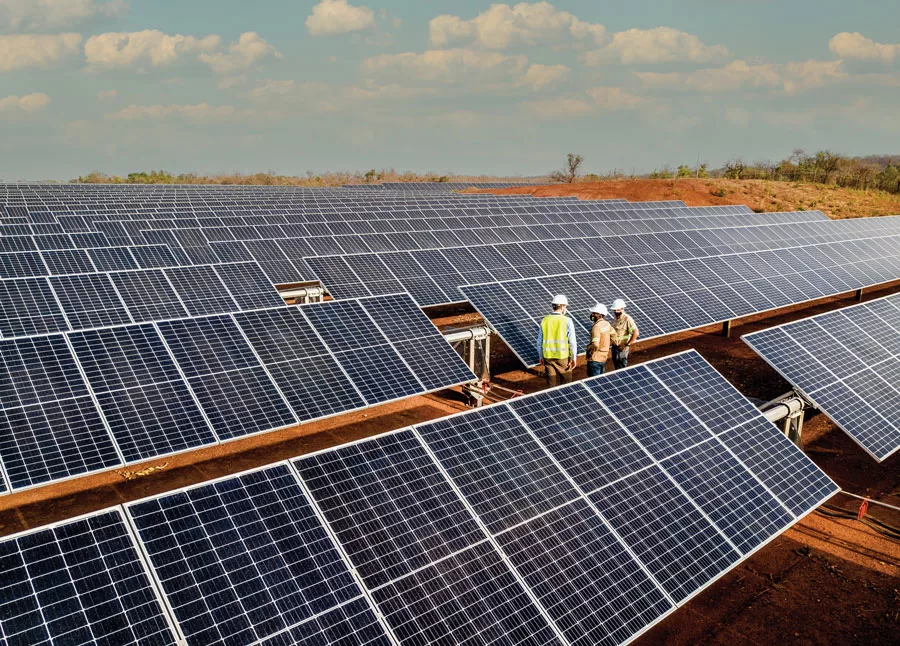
[1,0,898,180]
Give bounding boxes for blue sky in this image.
[1,1,898,180]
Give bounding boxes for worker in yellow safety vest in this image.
[537,294,577,387]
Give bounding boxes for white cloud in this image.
[104,102,240,122]
[521,63,568,90]
[724,106,750,128]
[0,0,127,32]
[637,59,845,94]
[524,97,593,118]
[586,86,644,109]
[306,0,374,36]
[762,110,816,128]
[84,29,220,69]
[198,32,280,75]
[96,88,116,100]
[524,86,645,119]
[581,26,728,65]
[362,48,527,84]
[0,92,51,113]
[429,2,606,49]
[428,110,480,127]
[342,81,440,100]
[829,32,899,63]
[0,33,81,71]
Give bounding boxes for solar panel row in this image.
[0,232,110,252]
[82,205,765,270]
[0,244,188,278]
[462,233,900,366]
[0,294,474,492]
[203,209,798,284]
[743,292,900,461]
[0,351,836,646]
[318,216,900,307]
[0,261,283,339]
[8,196,698,237]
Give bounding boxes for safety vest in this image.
[541,314,570,360]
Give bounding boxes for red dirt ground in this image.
[0,189,897,644]
[471,178,900,219]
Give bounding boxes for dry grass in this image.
[481,179,900,219]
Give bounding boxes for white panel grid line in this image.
[501,403,680,646]
[126,461,391,646]
[744,297,900,462]
[292,430,488,591]
[575,361,748,559]
[409,426,574,646]
[645,359,802,522]
[0,506,182,646]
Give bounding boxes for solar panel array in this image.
[93,204,765,272]
[0,244,181,278]
[0,293,474,492]
[311,215,899,306]
[350,182,541,191]
[0,261,284,339]
[0,351,837,645]
[743,292,900,461]
[462,231,900,366]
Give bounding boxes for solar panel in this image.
[49,274,133,329]
[212,261,284,309]
[0,509,178,645]
[110,270,189,323]
[416,406,580,534]
[494,498,672,646]
[68,325,216,462]
[585,366,714,460]
[0,334,122,489]
[163,265,239,316]
[744,293,900,461]
[301,297,469,405]
[588,464,740,603]
[157,316,297,440]
[257,598,391,646]
[41,249,95,275]
[509,386,654,491]
[126,464,366,645]
[0,252,47,278]
[461,228,900,366]
[0,278,69,337]
[89,246,139,271]
[294,429,485,589]
[661,439,793,554]
[368,541,561,645]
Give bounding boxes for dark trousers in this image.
[586,360,606,377]
[543,358,573,388]
[611,346,630,370]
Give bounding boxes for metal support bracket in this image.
[722,319,732,338]
[760,390,808,446]
[855,288,864,302]
[444,325,495,407]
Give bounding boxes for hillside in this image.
[478,179,900,219]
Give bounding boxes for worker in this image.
[537,294,577,387]
[586,303,612,377]
[610,298,639,370]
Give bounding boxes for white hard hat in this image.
[611,298,626,311]
[551,294,568,306]
[590,303,608,316]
